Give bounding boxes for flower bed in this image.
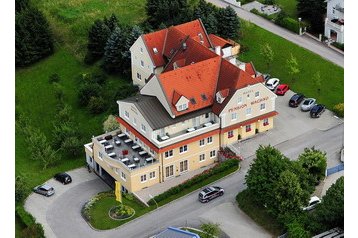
[218,147,243,161]
[109,204,135,220]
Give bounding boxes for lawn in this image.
[86,191,155,230]
[236,189,285,236]
[238,20,344,110]
[32,0,147,59]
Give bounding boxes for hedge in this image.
[16,205,45,237]
[148,159,239,205]
[332,42,344,51]
[276,17,299,33]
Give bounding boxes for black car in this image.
[54,172,72,184]
[289,93,305,107]
[310,104,325,118]
[198,186,224,203]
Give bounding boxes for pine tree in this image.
[203,13,218,35]
[16,6,54,67]
[122,25,143,73]
[297,0,326,33]
[85,20,111,64]
[103,27,125,73]
[104,13,119,32]
[217,6,240,39]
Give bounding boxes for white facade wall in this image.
[130,37,156,88]
[219,83,277,128]
[324,0,344,43]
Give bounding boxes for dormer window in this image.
[175,95,189,112]
[178,103,188,111]
[216,89,229,104]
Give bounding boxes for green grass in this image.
[88,192,155,230]
[32,0,147,59]
[236,189,284,236]
[238,21,344,109]
[155,165,239,206]
[15,215,26,238]
[15,46,130,189]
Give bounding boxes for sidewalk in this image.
[314,170,344,198]
[135,164,216,203]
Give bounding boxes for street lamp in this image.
[298,17,302,35]
[149,194,158,209]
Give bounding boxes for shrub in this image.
[52,82,64,101]
[88,96,106,114]
[78,83,101,107]
[16,206,35,227]
[332,103,344,117]
[21,223,45,238]
[276,17,299,33]
[15,175,29,203]
[331,42,344,51]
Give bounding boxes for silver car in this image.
[301,98,316,111]
[33,184,55,197]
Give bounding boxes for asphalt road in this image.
[205,0,344,68]
[44,124,343,238]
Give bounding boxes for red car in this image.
[276,84,289,95]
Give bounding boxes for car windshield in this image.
[267,83,272,86]
[303,100,311,105]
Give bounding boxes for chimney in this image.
[182,42,187,50]
[215,46,221,55]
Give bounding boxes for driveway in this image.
[205,0,344,68]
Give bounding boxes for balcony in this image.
[153,120,220,147]
[93,131,159,172]
[325,18,344,32]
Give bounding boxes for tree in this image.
[260,43,274,71]
[272,170,308,218]
[313,177,344,229]
[52,122,77,148]
[55,104,74,124]
[194,0,219,34]
[286,220,310,238]
[103,115,120,132]
[200,222,220,238]
[61,136,82,156]
[217,6,240,39]
[122,25,143,73]
[245,145,291,206]
[313,71,322,95]
[78,83,101,107]
[298,147,327,185]
[48,73,61,84]
[286,54,300,83]
[15,0,30,13]
[297,0,326,33]
[85,20,111,64]
[103,27,125,73]
[16,6,54,67]
[104,13,119,32]
[203,13,218,35]
[88,96,106,114]
[15,175,29,203]
[40,145,60,170]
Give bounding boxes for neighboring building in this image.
[85,20,278,193]
[324,0,344,43]
[154,227,200,238]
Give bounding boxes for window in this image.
[165,165,174,178]
[125,111,129,119]
[231,112,238,120]
[199,154,205,162]
[180,160,188,172]
[149,171,155,179]
[178,103,188,111]
[228,130,234,138]
[140,174,147,182]
[246,124,251,132]
[247,94,250,98]
[260,103,266,110]
[137,73,141,80]
[255,91,260,98]
[246,108,252,115]
[207,136,213,144]
[133,118,137,125]
[199,139,205,146]
[165,150,173,158]
[180,145,188,153]
[140,47,143,53]
[205,113,209,118]
[263,118,269,126]
[238,96,242,104]
[210,150,216,158]
[141,124,146,132]
[140,60,144,67]
[121,172,126,181]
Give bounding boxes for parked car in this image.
[301,98,316,111]
[54,172,72,184]
[302,196,321,211]
[289,93,305,107]
[33,184,55,197]
[198,186,224,203]
[265,78,280,91]
[310,104,326,118]
[276,84,289,96]
[263,73,271,82]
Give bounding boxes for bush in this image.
[78,83,101,107]
[88,96,106,114]
[52,82,64,101]
[16,206,35,227]
[21,223,45,238]
[148,159,239,205]
[15,175,29,203]
[331,42,344,51]
[250,9,272,21]
[276,17,299,33]
[286,220,310,238]
[332,103,344,117]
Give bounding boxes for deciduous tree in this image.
[200,222,221,238]
[287,54,300,83]
[298,147,327,185]
[260,43,274,71]
[103,115,120,132]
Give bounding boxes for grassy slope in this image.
[238,21,344,109]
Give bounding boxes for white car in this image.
[265,78,280,91]
[302,196,321,211]
[301,98,316,111]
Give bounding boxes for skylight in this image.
[190,98,196,105]
[201,94,207,101]
[153,47,158,54]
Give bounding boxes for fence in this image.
[326,163,344,176]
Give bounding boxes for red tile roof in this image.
[159,56,222,116]
[142,29,168,67]
[174,19,212,48]
[245,62,256,76]
[209,34,232,48]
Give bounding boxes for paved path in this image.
[205,0,344,68]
